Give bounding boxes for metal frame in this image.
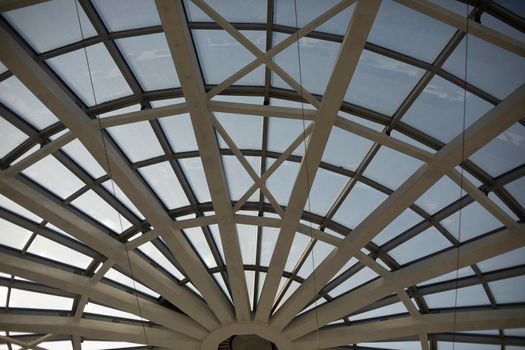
[0,0,524,349]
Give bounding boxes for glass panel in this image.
[275,279,300,311]
[403,76,493,143]
[260,226,278,267]
[107,121,164,163]
[22,155,84,199]
[0,61,7,74]
[470,122,525,177]
[245,270,255,310]
[71,189,132,232]
[208,224,225,263]
[36,341,72,350]
[0,76,58,129]
[62,139,106,179]
[139,161,190,209]
[389,227,452,265]
[82,341,143,350]
[505,176,525,208]
[329,266,378,297]
[0,194,42,222]
[424,284,490,308]
[0,218,32,250]
[104,268,159,297]
[298,240,335,278]
[273,0,354,36]
[137,242,184,280]
[495,0,525,17]
[265,159,300,206]
[9,288,73,310]
[117,33,180,91]
[184,0,267,23]
[101,181,144,220]
[184,227,216,268]
[216,114,262,150]
[99,104,141,118]
[351,301,407,321]
[323,127,373,171]
[0,117,27,158]
[482,13,525,44]
[443,35,525,100]
[345,50,424,116]
[27,235,92,269]
[437,342,500,350]
[415,176,461,214]
[368,0,455,63]
[192,30,266,85]
[237,224,257,265]
[84,302,142,320]
[159,114,198,153]
[92,0,160,32]
[440,201,503,242]
[3,0,96,53]
[373,209,421,246]
[272,32,340,95]
[179,157,212,203]
[267,117,310,156]
[285,233,310,272]
[364,146,424,190]
[489,275,525,303]
[47,43,133,106]
[307,168,347,216]
[358,341,422,350]
[332,181,388,229]
[222,155,260,202]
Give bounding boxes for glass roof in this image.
[0,0,524,349]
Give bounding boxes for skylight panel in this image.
[0,61,7,74]
[0,76,58,130]
[0,117,27,159]
[138,161,190,209]
[101,181,144,220]
[178,157,212,203]
[0,218,32,250]
[9,288,73,310]
[504,177,525,208]
[298,240,335,278]
[358,341,422,350]
[489,275,525,303]
[104,267,160,297]
[22,155,84,199]
[482,13,525,44]
[237,224,257,265]
[418,266,474,286]
[0,194,41,222]
[332,181,388,230]
[192,30,266,86]
[265,159,300,206]
[70,189,132,232]
[47,43,133,106]
[373,209,422,246]
[329,266,378,297]
[363,145,424,190]
[184,0,267,23]
[107,121,164,163]
[92,0,161,32]
[323,127,374,171]
[284,232,310,273]
[2,0,96,53]
[368,0,456,63]
[208,224,225,263]
[351,301,407,321]
[469,122,525,177]
[184,227,217,268]
[260,226,278,267]
[414,176,462,214]
[117,33,180,91]
[443,35,525,100]
[84,302,143,321]
[477,246,525,273]
[307,167,347,217]
[222,155,260,202]
[159,114,198,153]
[344,50,425,116]
[27,235,92,269]
[388,227,452,265]
[216,114,263,150]
[267,117,312,157]
[81,341,144,350]
[424,284,490,308]
[403,75,493,144]
[61,139,106,179]
[272,33,340,95]
[273,0,354,36]
[245,270,256,310]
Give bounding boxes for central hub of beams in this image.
[231,334,273,350]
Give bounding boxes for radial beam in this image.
[0,19,232,325]
[293,308,525,350]
[395,0,525,57]
[0,251,207,339]
[155,0,251,321]
[285,224,525,339]
[255,0,381,322]
[0,174,218,330]
[272,83,525,331]
[0,315,200,350]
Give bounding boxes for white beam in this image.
[0,315,200,350]
[284,224,525,339]
[155,0,250,321]
[271,83,525,331]
[0,19,230,326]
[256,0,381,322]
[293,308,525,350]
[395,0,525,58]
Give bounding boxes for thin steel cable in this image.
[73,1,150,347]
[292,1,320,349]
[452,2,470,349]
